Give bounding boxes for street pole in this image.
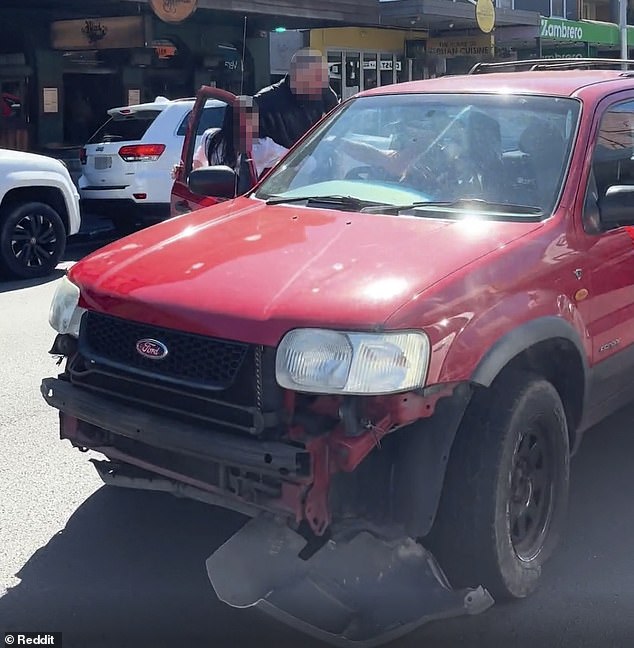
[620,0,628,69]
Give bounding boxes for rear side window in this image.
[177,105,226,136]
[88,110,162,144]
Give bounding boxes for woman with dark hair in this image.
[193,96,287,176]
[193,103,236,170]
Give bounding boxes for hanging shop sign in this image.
[427,34,494,58]
[149,0,198,24]
[51,16,145,50]
[475,0,495,35]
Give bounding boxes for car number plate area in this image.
[94,156,113,170]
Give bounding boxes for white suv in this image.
[79,96,226,232]
[0,149,81,279]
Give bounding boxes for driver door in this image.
[170,86,257,217]
[579,95,634,421]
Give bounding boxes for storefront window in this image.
[346,53,360,94]
[380,53,394,86]
[1,81,22,119]
[396,57,406,83]
[214,43,244,94]
[328,51,342,99]
[363,53,378,90]
[328,50,404,96]
[550,0,565,17]
[0,78,29,151]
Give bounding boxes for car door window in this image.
[584,99,634,233]
[593,100,634,197]
[177,105,226,136]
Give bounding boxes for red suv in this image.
[42,59,634,645]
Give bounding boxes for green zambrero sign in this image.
[542,45,598,58]
[540,17,634,47]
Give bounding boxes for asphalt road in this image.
[2,233,634,648]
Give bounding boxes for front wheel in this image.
[0,202,67,279]
[427,370,570,600]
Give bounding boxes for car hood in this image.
[0,148,68,173]
[70,197,541,346]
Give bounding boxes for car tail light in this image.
[118,144,166,162]
[79,148,87,165]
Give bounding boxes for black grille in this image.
[79,312,249,390]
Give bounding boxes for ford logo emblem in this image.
[136,338,168,360]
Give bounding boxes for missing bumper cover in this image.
[206,516,494,647]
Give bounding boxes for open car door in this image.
[170,86,257,217]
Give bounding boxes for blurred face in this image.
[290,59,328,98]
[235,97,259,150]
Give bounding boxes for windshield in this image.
[254,93,580,218]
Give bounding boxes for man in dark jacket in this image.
[254,48,339,150]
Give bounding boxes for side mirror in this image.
[188,165,237,199]
[599,185,634,230]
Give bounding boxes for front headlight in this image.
[49,276,85,337]
[276,329,429,395]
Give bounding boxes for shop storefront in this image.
[1,0,381,152]
[310,28,415,99]
[378,0,540,78]
[48,14,250,146]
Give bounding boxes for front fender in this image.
[3,170,81,235]
[428,287,590,387]
[470,315,589,387]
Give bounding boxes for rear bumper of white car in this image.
[78,180,170,222]
[80,196,170,222]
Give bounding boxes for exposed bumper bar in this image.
[41,377,307,477]
[92,459,263,518]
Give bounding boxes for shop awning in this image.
[124,0,381,27]
[9,0,381,28]
[378,0,539,31]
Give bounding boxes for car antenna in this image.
[235,15,248,198]
[240,15,247,96]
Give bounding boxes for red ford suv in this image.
[42,59,634,645]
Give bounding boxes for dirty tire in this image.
[427,370,570,601]
[0,201,66,279]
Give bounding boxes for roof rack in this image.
[469,58,634,74]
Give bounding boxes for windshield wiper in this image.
[360,198,543,216]
[265,194,386,209]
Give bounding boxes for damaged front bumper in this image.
[40,376,312,521]
[42,375,494,645]
[207,516,493,647]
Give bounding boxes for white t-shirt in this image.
[251,137,288,176]
[193,127,288,177]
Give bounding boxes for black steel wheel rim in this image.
[508,423,556,562]
[10,212,58,269]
